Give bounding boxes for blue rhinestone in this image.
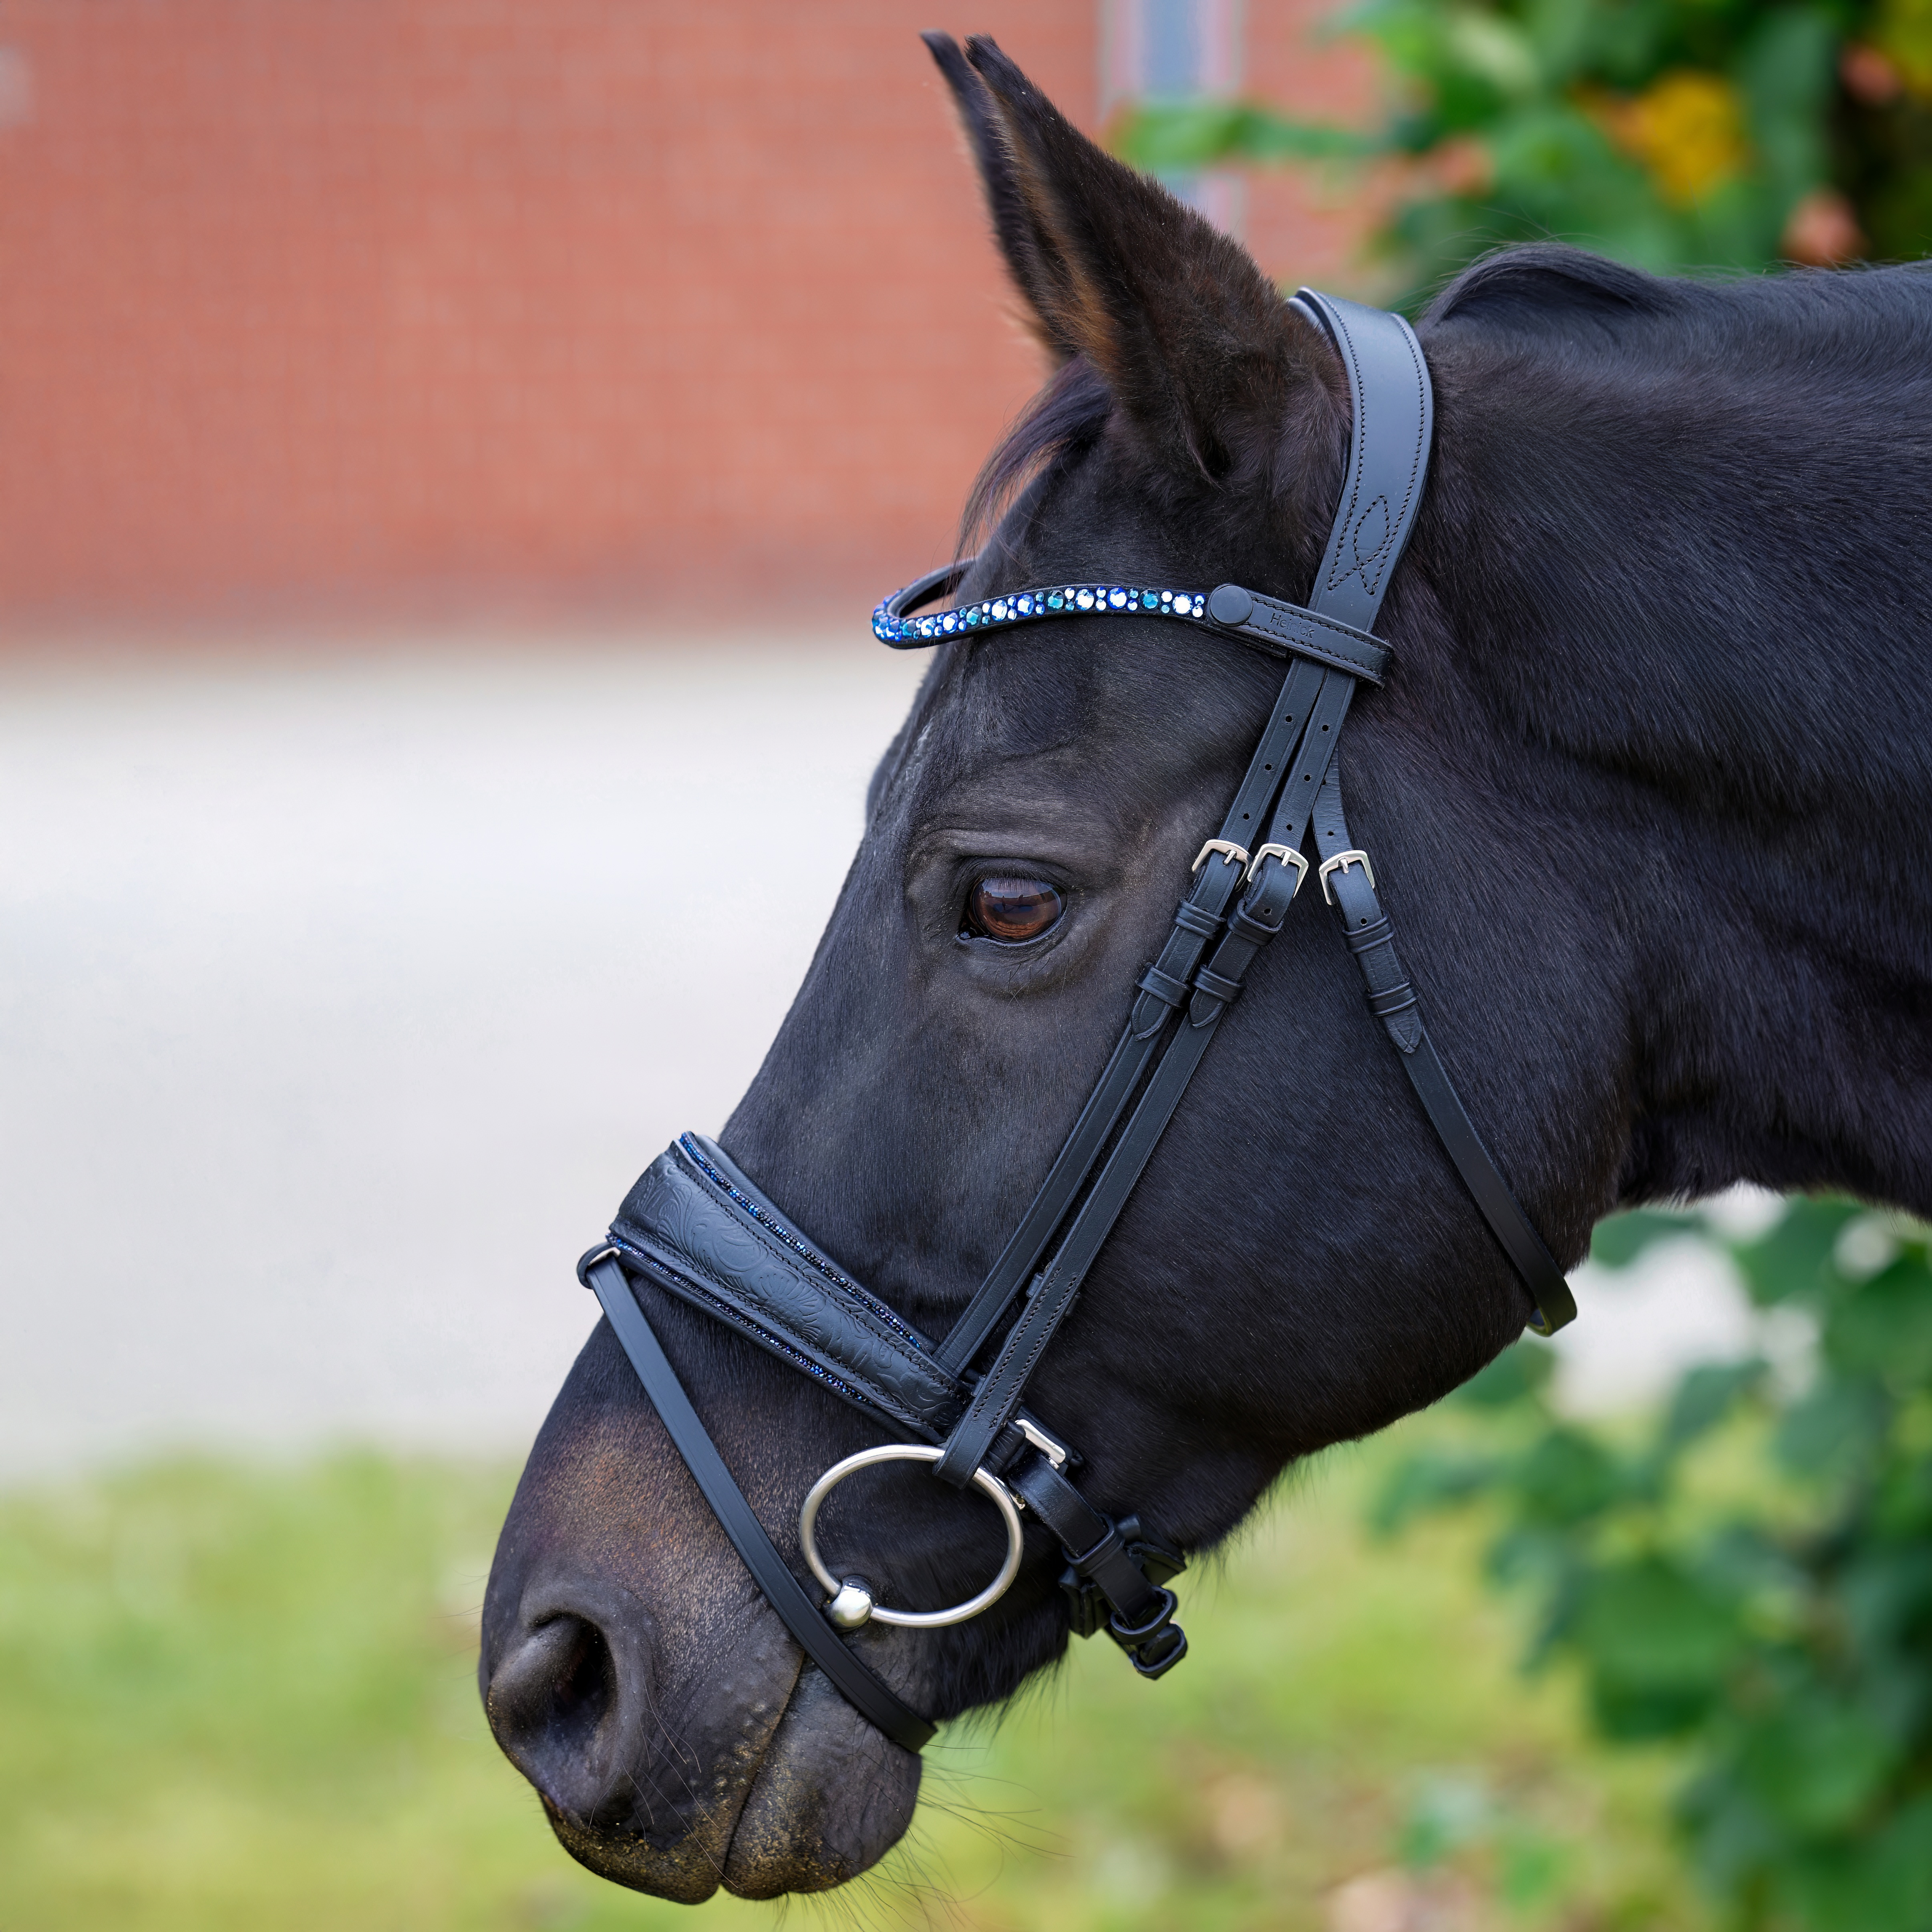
[993,599,1010,620]
[1108,588,1127,608]
[942,612,958,632]
[965,608,979,626]
[1017,594,1033,614]
[1076,589,1095,610]
[1048,592,1065,609]
[1141,591,1158,609]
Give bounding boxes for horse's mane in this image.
[959,352,1113,555]
[1425,239,1932,369]
[1425,243,1679,331]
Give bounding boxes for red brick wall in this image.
[0,3,1367,627]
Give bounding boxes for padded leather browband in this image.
[583,287,1576,1753]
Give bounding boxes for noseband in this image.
[578,291,1576,1754]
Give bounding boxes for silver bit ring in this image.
[798,1445,1024,1629]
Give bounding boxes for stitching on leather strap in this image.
[1231,598,1390,682]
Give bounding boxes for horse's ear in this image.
[927,33,1317,480]
[923,32,1073,364]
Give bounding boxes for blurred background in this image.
[4,3,1929,1929]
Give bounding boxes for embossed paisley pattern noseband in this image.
[577,290,1578,1753]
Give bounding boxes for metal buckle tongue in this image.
[798,1445,1024,1628]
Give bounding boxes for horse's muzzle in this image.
[482,1552,920,1899]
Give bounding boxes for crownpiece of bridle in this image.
[578,290,1577,1755]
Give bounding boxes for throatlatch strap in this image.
[1310,769,1578,1334]
[582,1254,936,1751]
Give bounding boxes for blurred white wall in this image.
[0,634,924,1475]
[0,634,1752,1479]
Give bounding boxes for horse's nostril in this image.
[487,1602,642,1827]
[550,1616,614,1733]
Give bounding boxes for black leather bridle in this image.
[576,292,1576,1754]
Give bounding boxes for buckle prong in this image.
[1191,839,1250,875]
[1014,1416,1070,1470]
[1246,844,1310,896]
[1318,849,1375,904]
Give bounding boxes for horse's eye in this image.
[965,875,1064,944]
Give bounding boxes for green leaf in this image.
[1654,1359,1764,1463]
[1513,1426,1626,1526]
[1778,1821,1932,1932]
[1572,1557,1740,1737]
[1591,1206,1702,1270]
[1737,1693,1897,1835]
[1735,5,1835,214]
[1111,101,1378,172]
[1841,1544,1932,1655]
[1396,1769,1492,1869]
[1734,1196,1858,1307]
[1823,1258,1932,1387]
[1370,1449,1500,1535]
[1451,1338,1556,1409]
[1773,1375,1888,1483]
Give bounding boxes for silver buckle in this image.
[1191,839,1250,875]
[1246,844,1310,897]
[1318,849,1375,904]
[1014,1415,1070,1470]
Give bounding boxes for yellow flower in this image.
[1590,70,1750,207]
[1875,0,1932,101]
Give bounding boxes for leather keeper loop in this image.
[1366,983,1418,1018]
[1108,1584,1179,1646]
[1171,900,1222,939]
[1343,914,1393,954]
[1192,965,1243,1005]
[1227,900,1286,945]
[1136,963,1189,1008]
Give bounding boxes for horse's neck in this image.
[1431,322,1932,1218]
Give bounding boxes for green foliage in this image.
[1377,1197,1932,1930]
[1113,0,1932,299]
[0,1445,1705,1930]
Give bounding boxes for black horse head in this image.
[479,34,1932,1903]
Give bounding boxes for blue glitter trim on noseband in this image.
[873,582,1209,646]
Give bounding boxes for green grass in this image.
[0,1432,1709,1931]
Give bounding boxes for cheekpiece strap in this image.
[580,1250,937,1752]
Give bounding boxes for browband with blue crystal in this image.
[873,559,1392,685]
